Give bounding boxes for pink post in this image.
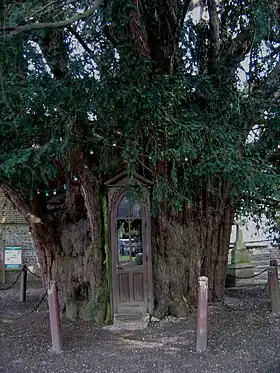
[48,281,62,353]
[20,265,27,302]
[196,276,208,352]
[270,259,278,281]
[268,267,280,314]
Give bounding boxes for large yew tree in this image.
[0,0,279,322]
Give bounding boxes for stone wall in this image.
[0,190,38,274]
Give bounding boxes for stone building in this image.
[0,190,38,268]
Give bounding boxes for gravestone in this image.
[226,224,254,287]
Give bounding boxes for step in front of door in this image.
[110,313,150,331]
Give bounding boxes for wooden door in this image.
[110,188,152,315]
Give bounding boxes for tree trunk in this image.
[3,175,109,325]
[152,188,236,318]
[53,175,107,323]
[3,178,235,323]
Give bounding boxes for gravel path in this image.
[0,285,279,373]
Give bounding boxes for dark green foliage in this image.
[0,0,279,220]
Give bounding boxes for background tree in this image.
[0,0,279,322]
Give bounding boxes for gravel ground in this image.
[0,284,279,373]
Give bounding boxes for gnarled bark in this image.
[3,175,108,325]
[3,175,235,322]
[152,185,236,318]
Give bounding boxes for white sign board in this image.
[4,246,22,269]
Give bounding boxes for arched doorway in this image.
[105,172,153,319]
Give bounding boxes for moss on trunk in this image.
[102,193,111,324]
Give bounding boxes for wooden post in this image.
[48,281,62,354]
[267,267,272,298]
[270,259,278,280]
[268,266,280,315]
[196,276,208,352]
[19,265,27,302]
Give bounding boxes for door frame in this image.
[107,179,153,319]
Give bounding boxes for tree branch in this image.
[39,29,69,79]
[128,0,150,58]
[29,0,79,19]
[227,27,253,60]
[179,0,193,29]
[219,26,254,77]
[180,0,207,29]
[67,27,93,54]
[252,61,280,102]
[0,0,104,36]
[244,61,280,135]
[207,0,220,72]
[221,0,279,64]
[67,26,100,64]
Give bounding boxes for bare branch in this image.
[67,26,99,63]
[29,0,63,18]
[28,1,79,19]
[207,0,220,71]
[0,0,104,36]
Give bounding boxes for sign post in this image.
[3,246,23,283]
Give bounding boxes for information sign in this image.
[4,246,22,269]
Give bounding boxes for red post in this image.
[268,266,280,314]
[270,259,278,280]
[196,276,208,352]
[20,265,27,302]
[48,281,62,353]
